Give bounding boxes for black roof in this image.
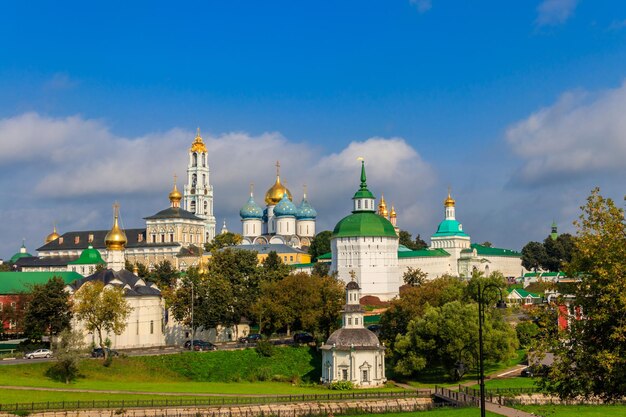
[38,229,147,252]
[323,328,381,351]
[15,256,77,268]
[144,207,203,221]
[346,281,360,290]
[69,269,161,297]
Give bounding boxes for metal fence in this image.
[433,386,478,406]
[0,389,432,413]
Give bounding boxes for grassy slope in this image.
[516,405,626,417]
[345,409,501,417]
[0,346,404,402]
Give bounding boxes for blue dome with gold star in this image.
[274,193,297,217]
[240,195,263,219]
[296,196,317,220]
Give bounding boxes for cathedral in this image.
[239,162,317,249]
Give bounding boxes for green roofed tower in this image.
[330,160,400,301]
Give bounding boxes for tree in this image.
[46,329,85,384]
[538,188,626,401]
[393,301,518,380]
[148,260,179,289]
[312,262,331,277]
[464,271,507,305]
[308,231,332,260]
[205,232,243,252]
[0,263,10,272]
[542,233,574,272]
[521,241,547,272]
[260,251,292,282]
[403,267,428,287]
[23,277,72,340]
[380,275,465,349]
[515,320,539,348]
[414,234,428,250]
[72,281,132,361]
[480,241,492,248]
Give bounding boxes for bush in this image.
[255,339,276,357]
[45,360,81,384]
[329,380,354,390]
[516,321,539,348]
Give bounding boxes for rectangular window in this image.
[170,233,174,242]
[74,236,80,244]
[150,320,154,334]
[136,320,139,335]
[59,237,64,244]
[342,369,348,380]
[137,234,143,243]
[290,256,293,262]
[348,318,352,325]
[88,234,94,243]
[362,369,368,382]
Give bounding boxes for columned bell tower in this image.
[183,128,216,242]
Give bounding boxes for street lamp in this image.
[477,282,507,417]
[190,280,194,351]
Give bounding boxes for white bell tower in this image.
[183,128,216,242]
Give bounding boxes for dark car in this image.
[367,324,382,334]
[184,340,217,351]
[91,348,119,358]
[293,332,315,344]
[238,333,262,344]
[520,367,534,377]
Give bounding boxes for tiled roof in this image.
[68,269,161,297]
[37,229,147,252]
[144,207,204,221]
[398,248,450,258]
[0,272,83,294]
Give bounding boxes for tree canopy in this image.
[398,231,428,251]
[538,188,626,401]
[308,230,332,260]
[521,234,575,272]
[23,277,72,340]
[205,232,243,252]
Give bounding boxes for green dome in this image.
[9,251,32,264]
[432,219,469,237]
[68,245,106,265]
[332,212,398,238]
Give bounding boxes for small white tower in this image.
[183,128,216,242]
[105,203,127,272]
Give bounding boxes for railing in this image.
[433,386,478,406]
[0,389,431,412]
[459,385,538,402]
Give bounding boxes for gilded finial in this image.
[250,182,254,196]
[303,184,308,199]
[275,160,281,177]
[196,127,201,138]
[444,187,456,207]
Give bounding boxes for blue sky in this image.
[1,0,625,258]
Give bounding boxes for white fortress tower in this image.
[330,160,400,300]
[183,128,216,242]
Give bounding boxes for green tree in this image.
[480,241,492,247]
[538,188,626,401]
[260,251,292,282]
[0,263,11,272]
[379,275,465,349]
[393,301,518,380]
[464,271,507,305]
[399,231,429,251]
[521,241,547,272]
[148,260,179,289]
[205,232,243,252]
[515,320,539,348]
[403,267,428,287]
[542,233,574,272]
[23,277,73,340]
[46,329,85,384]
[308,231,332,260]
[413,234,428,250]
[312,262,331,277]
[72,281,132,361]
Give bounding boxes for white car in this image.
[24,349,53,359]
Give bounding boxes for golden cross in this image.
[275,160,280,176]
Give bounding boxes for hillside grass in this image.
[515,405,626,417]
[345,408,501,417]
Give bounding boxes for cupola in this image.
[265,161,292,205]
[274,192,297,217]
[105,203,127,251]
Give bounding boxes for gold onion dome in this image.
[169,182,182,203]
[378,194,389,217]
[390,206,397,218]
[45,224,60,243]
[105,204,127,251]
[265,161,292,205]
[190,127,207,153]
[444,189,456,207]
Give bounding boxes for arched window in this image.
[204,201,208,214]
[202,154,206,167]
[190,201,196,213]
[202,174,206,186]
[192,174,197,187]
[192,153,198,167]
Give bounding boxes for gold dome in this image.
[45,224,60,244]
[378,194,389,218]
[265,161,292,205]
[444,189,456,207]
[190,127,207,153]
[390,205,397,218]
[169,178,182,204]
[105,204,127,251]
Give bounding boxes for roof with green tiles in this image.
[463,243,521,257]
[67,245,106,265]
[318,252,332,260]
[398,248,451,258]
[0,272,83,294]
[432,219,469,237]
[508,288,541,299]
[292,263,315,268]
[523,271,565,278]
[333,212,398,238]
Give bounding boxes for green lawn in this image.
[470,377,538,390]
[515,405,626,417]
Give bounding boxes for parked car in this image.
[367,324,382,334]
[184,340,217,351]
[91,348,119,358]
[520,367,534,377]
[293,332,315,344]
[24,349,53,359]
[238,333,262,344]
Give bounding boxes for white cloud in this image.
[0,112,436,258]
[410,0,432,13]
[506,81,626,185]
[535,0,578,26]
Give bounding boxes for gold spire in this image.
[169,174,182,206]
[45,223,60,244]
[190,127,207,153]
[444,187,456,207]
[265,160,292,205]
[390,204,397,218]
[378,194,389,218]
[105,203,127,251]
